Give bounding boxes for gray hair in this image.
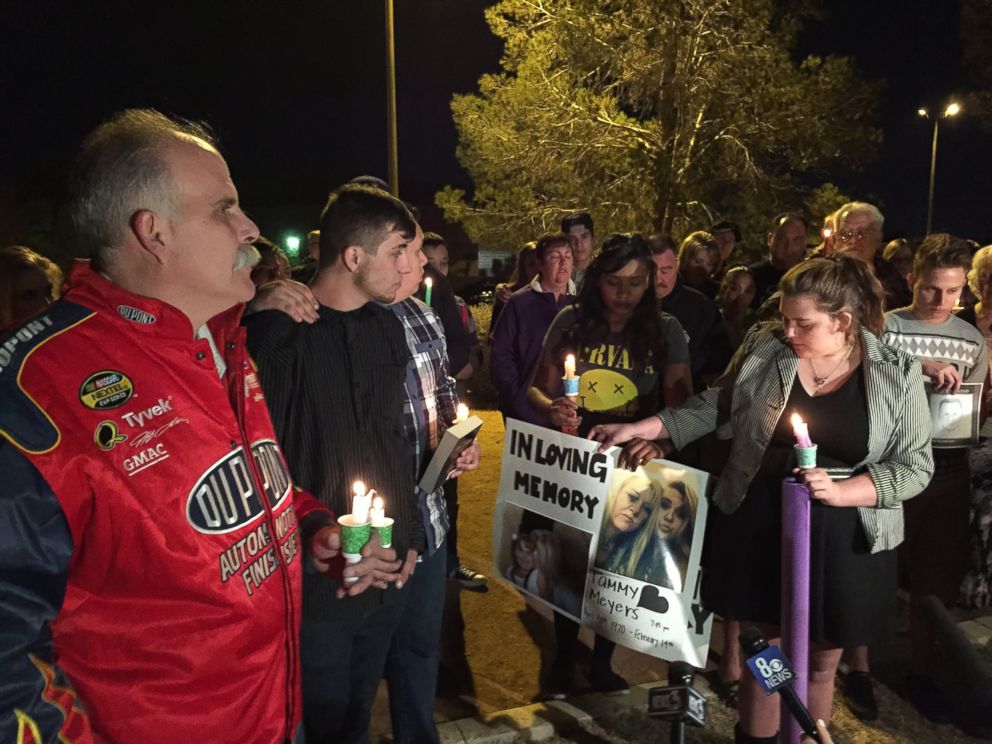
[968,245,992,297]
[837,201,884,233]
[60,109,216,268]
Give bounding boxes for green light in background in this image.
[284,234,302,259]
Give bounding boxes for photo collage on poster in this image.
[493,419,712,667]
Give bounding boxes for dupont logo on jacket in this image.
[188,439,301,597]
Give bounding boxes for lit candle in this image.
[790,413,813,449]
[564,354,576,379]
[370,495,387,527]
[562,353,579,399]
[351,480,371,524]
[424,276,433,306]
[455,403,469,423]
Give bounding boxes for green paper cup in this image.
[338,514,371,583]
[794,444,817,469]
[372,518,394,549]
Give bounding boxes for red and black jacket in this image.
[0,263,330,743]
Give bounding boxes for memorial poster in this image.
[494,419,713,667]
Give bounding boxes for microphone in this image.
[647,661,706,744]
[739,627,821,742]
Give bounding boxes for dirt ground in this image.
[369,408,990,743]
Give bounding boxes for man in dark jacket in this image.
[490,233,576,425]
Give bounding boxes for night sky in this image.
[1,0,988,263]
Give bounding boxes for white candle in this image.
[455,403,469,423]
[370,495,387,527]
[790,413,813,449]
[564,354,576,379]
[351,480,371,524]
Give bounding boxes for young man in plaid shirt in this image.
[385,237,481,743]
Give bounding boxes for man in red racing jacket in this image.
[0,110,353,743]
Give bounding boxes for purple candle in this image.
[781,477,811,744]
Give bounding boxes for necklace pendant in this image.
[813,375,827,388]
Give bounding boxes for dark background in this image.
[1,0,988,264]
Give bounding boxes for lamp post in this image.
[385,0,399,197]
[918,101,961,235]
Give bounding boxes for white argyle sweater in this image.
[882,309,988,386]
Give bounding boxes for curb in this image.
[435,678,699,743]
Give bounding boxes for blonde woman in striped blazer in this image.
[590,255,933,743]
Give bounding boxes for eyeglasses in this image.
[837,228,875,243]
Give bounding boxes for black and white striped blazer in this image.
[659,325,934,553]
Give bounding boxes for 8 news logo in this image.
[746,646,795,694]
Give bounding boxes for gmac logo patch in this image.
[79,370,134,410]
[94,420,127,451]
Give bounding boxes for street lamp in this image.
[918,101,962,234]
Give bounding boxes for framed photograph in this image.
[927,382,982,448]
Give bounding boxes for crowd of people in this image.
[0,107,990,744]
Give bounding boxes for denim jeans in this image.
[384,539,448,744]
[300,598,405,744]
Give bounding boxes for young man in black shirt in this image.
[246,184,424,743]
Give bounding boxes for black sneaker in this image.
[843,671,878,721]
[448,565,487,588]
[905,674,951,724]
[591,668,630,695]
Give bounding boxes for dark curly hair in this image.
[558,233,666,377]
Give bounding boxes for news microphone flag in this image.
[745,643,795,695]
[740,627,821,743]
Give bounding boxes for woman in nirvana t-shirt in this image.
[526,232,693,696]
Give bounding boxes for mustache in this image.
[234,244,261,271]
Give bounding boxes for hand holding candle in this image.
[790,413,817,469]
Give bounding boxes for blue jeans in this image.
[300,598,405,744]
[385,539,447,744]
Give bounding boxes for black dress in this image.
[702,367,897,646]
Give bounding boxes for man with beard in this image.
[245,184,423,743]
[490,233,576,425]
[0,109,340,743]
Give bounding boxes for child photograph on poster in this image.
[498,504,590,620]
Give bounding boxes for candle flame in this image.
[456,403,469,420]
[372,495,384,510]
[352,481,366,496]
[566,353,575,365]
[790,413,804,428]
[424,277,433,288]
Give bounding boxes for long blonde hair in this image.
[619,480,697,579]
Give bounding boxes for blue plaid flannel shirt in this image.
[391,297,459,554]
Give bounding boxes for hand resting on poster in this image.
[587,415,668,452]
[616,437,675,470]
[921,358,963,393]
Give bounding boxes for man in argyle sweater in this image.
[882,233,989,722]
